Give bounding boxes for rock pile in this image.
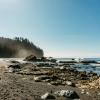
[6,58,100,91]
[77,77,100,89]
[7,63,39,75]
[41,90,79,100]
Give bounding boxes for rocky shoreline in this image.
[0,56,99,100]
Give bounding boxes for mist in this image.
[0,37,44,58]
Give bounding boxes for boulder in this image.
[8,67,14,73]
[24,55,37,61]
[8,64,21,69]
[89,72,98,77]
[66,81,75,87]
[60,66,66,70]
[8,64,21,73]
[54,90,79,99]
[41,92,56,100]
[34,76,41,82]
[10,60,20,64]
[50,59,57,63]
[79,71,88,80]
[41,57,49,62]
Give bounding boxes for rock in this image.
[80,60,97,64]
[66,81,75,87]
[51,75,59,80]
[8,67,14,73]
[43,79,51,82]
[50,81,62,86]
[24,55,49,62]
[86,92,90,95]
[34,75,51,82]
[54,90,79,99]
[81,89,90,95]
[98,92,100,96]
[15,63,40,75]
[34,76,41,82]
[81,89,85,94]
[41,92,56,100]
[41,57,49,62]
[8,64,21,73]
[24,55,37,61]
[10,60,20,64]
[89,71,98,78]
[50,59,57,63]
[60,66,66,70]
[8,64,21,69]
[8,63,38,74]
[79,71,88,80]
[88,78,100,89]
[22,64,39,72]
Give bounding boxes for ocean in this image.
[0,58,100,75]
[56,58,100,75]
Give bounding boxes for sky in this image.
[0,0,100,58]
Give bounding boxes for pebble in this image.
[34,76,41,82]
[60,66,66,70]
[98,93,100,96]
[66,81,75,87]
[86,92,90,95]
[81,89,85,94]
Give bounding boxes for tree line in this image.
[0,37,44,58]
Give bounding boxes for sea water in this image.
[56,58,100,75]
[1,58,100,75]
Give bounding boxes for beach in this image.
[0,57,99,100]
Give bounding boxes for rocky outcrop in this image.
[24,55,48,62]
[24,55,37,61]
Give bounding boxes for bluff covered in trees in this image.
[0,37,44,58]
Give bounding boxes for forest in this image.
[0,37,44,58]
